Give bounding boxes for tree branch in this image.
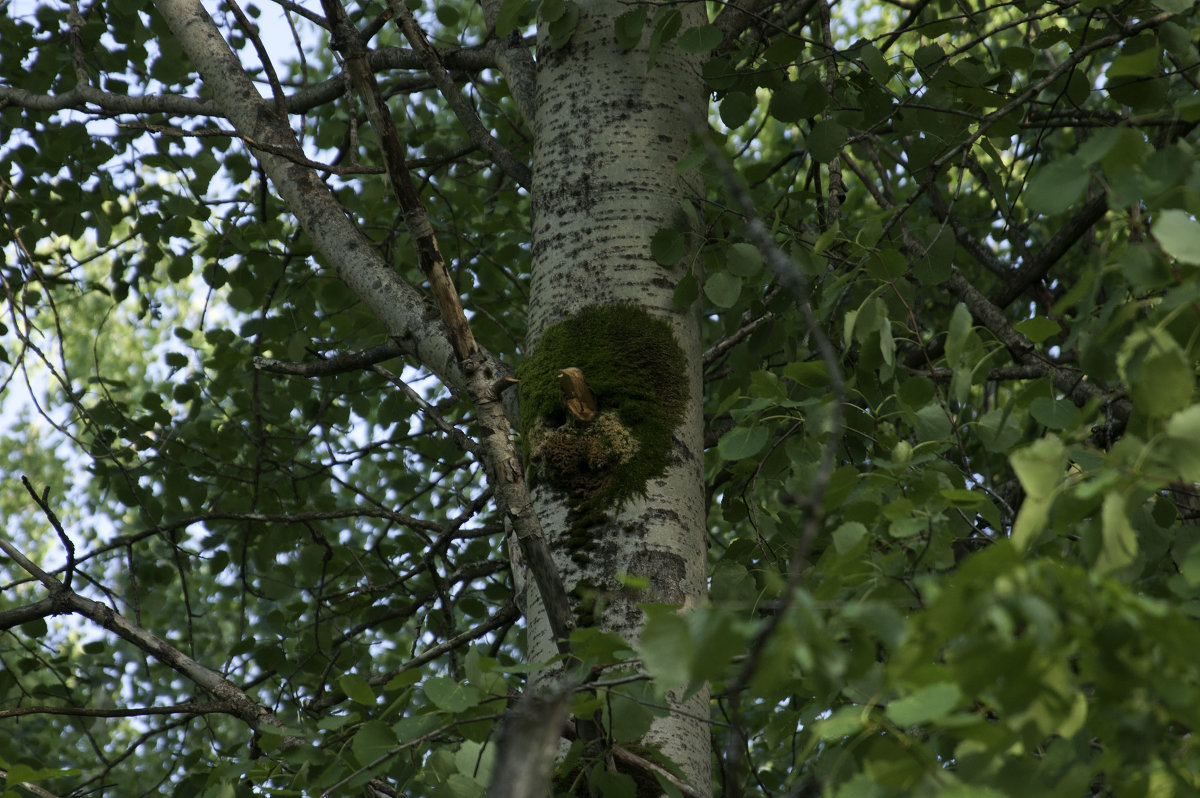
[945,268,1131,442]
[485,684,574,798]
[0,46,501,117]
[153,0,467,392]
[0,702,235,719]
[387,0,531,188]
[21,476,75,589]
[318,0,574,652]
[989,193,1109,310]
[0,532,297,744]
[254,340,404,376]
[479,0,538,126]
[0,596,62,630]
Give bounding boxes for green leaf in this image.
[857,44,893,82]
[424,677,481,713]
[351,720,396,765]
[1025,156,1090,215]
[677,24,722,54]
[886,682,961,727]
[651,228,686,265]
[832,521,868,553]
[1011,437,1066,500]
[1010,437,1067,549]
[710,561,758,603]
[455,740,494,785]
[673,269,700,309]
[1014,316,1061,343]
[613,6,646,50]
[646,7,682,71]
[385,669,422,691]
[945,304,973,363]
[339,673,376,706]
[592,767,637,798]
[815,706,869,740]
[546,1,579,49]
[495,0,527,37]
[1152,209,1200,265]
[939,488,985,507]
[1030,397,1080,431]
[1117,328,1194,417]
[1097,492,1138,574]
[704,271,742,308]
[167,257,192,281]
[1106,36,1160,79]
[726,242,763,277]
[638,606,692,688]
[720,91,756,129]
[769,79,824,123]
[914,404,952,442]
[890,517,924,538]
[768,79,806,122]
[914,227,954,284]
[1166,405,1200,480]
[718,425,769,460]
[808,120,848,163]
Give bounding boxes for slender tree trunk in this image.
[516,1,710,792]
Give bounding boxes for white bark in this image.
[522,1,711,792]
[153,0,474,392]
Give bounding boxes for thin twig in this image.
[21,476,74,589]
[687,107,847,797]
[385,0,531,188]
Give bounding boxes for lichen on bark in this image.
[518,303,688,518]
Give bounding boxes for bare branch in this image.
[944,268,1132,442]
[117,121,387,174]
[0,532,297,743]
[254,340,404,375]
[479,0,538,125]
[21,476,75,589]
[0,597,62,630]
[372,364,480,454]
[0,702,235,720]
[385,0,531,188]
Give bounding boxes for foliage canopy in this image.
[1,0,1200,796]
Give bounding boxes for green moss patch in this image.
[518,304,688,516]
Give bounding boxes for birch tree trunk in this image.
[517,1,711,792]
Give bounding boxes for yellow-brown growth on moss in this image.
[518,304,688,514]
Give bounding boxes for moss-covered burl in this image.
[518,304,688,521]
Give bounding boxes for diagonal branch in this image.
[153,0,468,393]
[0,532,296,743]
[319,0,573,651]
[148,0,572,653]
[386,1,531,188]
[479,0,537,125]
[254,340,404,375]
[988,193,1109,309]
[944,268,1132,442]
[0,702,235,719]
